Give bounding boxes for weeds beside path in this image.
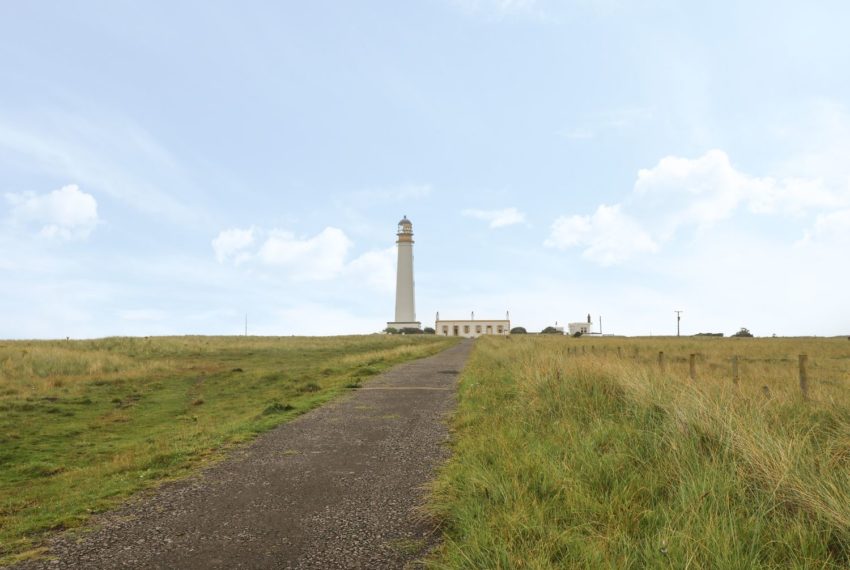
[427,335,850,569]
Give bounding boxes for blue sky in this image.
[2,0,850,338]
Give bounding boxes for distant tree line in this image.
[731,327,754,337]
[384,327,435,335]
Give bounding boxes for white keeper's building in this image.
[435,312,511,338]
[568,314,594,336]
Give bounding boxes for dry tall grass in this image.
[428,335,850,568]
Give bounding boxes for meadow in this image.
[427,335,850,569]
[0,334,455,565]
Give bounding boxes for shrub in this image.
[400,327,423,335]
[262,401,294,415]
[540,326,562,335]
[423,327,436,335]
[510,327,527,334]
[384,327,399,335]
[732,327,754,337]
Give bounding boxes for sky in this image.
[2,0,850,338]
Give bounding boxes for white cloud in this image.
[0,110,203,225]
[212,225,398,291]
[635,150,848,231]
[346,247,396,293]
[748,177,845,216]
[545,204,658,266]
[212,227,255,263]
[549,149,850,265]
[800,209,850,246]
[257,227,352,280]
[5,184,99,239]
[463,207,526,228]
[634,150,748,235]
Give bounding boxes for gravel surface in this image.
[13,340,472,570]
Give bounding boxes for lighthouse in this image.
[387,216,421,331]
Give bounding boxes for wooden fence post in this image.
[689,354,696,380]
[799,354,809,401]
[658,351,665,371]
[732,356,739,386]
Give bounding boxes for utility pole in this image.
[674,310,682,337]
[245,313,248,337]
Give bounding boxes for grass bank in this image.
[0,334,456,564]
[427,335,850,568]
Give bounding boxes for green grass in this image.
[427,335,850,569]
[0,334,456,564]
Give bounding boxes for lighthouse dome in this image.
[398,216,412,226]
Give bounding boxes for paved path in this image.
[16,340,472,569]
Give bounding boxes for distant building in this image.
[435,311,510,338]
[568,314,593,336]
[568,322,591,335]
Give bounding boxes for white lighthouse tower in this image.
[387,216,421,331]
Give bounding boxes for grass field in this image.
[427,335,850,569]
[0,334,456,565]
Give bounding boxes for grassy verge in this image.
[0,334,456,564]
[427,335,850,569]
